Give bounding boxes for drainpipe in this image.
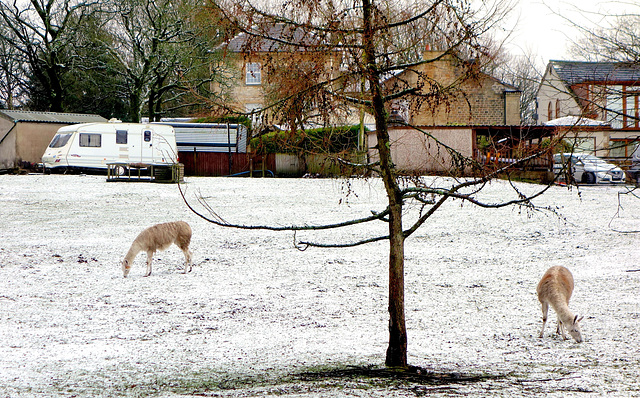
[0,123,17,146]
[503,91,507,125]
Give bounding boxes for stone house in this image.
[0,110,107,170]
[383,49,522,126]
[216,24,354,129]
[217,30,531,177]
[536,61,640,159]
[219,29,521,130]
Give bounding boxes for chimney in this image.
[423,44,445,62]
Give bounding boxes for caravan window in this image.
[116,130,128,144]
[79,133,102,147]
[144,130,151,142]
[49,133,72,148]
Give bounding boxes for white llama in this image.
[122,221,193,277]
[536,266,584,342]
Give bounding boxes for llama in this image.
[536,265,584,343]
[122,221,193,277]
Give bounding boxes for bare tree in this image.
[490,49,542,125]
[0,24,27,109]
[0,0,100,111]
[184,0,559,370]
[567,5,640,63]
[83,0,221,122]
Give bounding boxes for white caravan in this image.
[42,121,177,172]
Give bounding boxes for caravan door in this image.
[138,129,154,163]
[138,127,176,164]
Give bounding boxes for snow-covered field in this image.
[0,174,638,397]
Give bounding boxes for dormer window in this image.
[246,62,261,85]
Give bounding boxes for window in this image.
[574,137,596,154]
[623,86,640,129]
[555,99,560,119]
[547,102,553,121]
[79,133,101,147]
[246,62,261,85]
[606,85,624,129]
[144,130,151,142]
[604,85,640,129]
[116,130,128,144]
[49,133,72,148]
[609,138,639,158]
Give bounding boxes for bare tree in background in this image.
[567,4,640,63]
[99,0,219,122]
[0,0,100,111]
[491,49,542,125]
[0,24,26,109]
[184,0,562,370]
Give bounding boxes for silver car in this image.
[553,153,626,184]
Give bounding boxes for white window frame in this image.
[245,62,262,85]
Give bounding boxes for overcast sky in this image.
[502,0,630,66]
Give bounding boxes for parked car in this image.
[553,153,626,184]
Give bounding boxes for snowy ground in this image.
[0,174,639,397]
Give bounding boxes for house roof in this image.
[0,110,107,124]
[224,24,325,53]
[550,60,640,85]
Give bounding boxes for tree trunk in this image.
[129,88,142,123]
[361,0,407,369]
[385,201,407,368]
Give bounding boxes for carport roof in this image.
[0,110,107,124]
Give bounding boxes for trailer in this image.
[42,121,177,173]
[153,122,248,153]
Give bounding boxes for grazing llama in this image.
[122,221,193,277]
[536,266,584,343]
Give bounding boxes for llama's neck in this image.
[124,242,142,263]
[552,300,575,325]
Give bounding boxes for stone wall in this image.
[389,51,521,126]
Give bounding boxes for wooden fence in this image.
[178,151,276,176]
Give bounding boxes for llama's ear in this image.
[576,315,584,323]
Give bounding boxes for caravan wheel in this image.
[115,165,128,176]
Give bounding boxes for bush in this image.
[251,125,363,154]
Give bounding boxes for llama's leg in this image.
[183,249,193,273]
[539,302,549,338]
[144,250,153,277]
[556,316,567,339]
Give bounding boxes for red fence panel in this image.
[178,151,275,176]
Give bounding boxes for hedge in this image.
[250,125,363,154]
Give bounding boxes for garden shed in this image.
[0,110,107,170]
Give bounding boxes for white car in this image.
[553,153,626,184]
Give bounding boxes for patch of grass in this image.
[132,364,509,397]
[293,364,505,386]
